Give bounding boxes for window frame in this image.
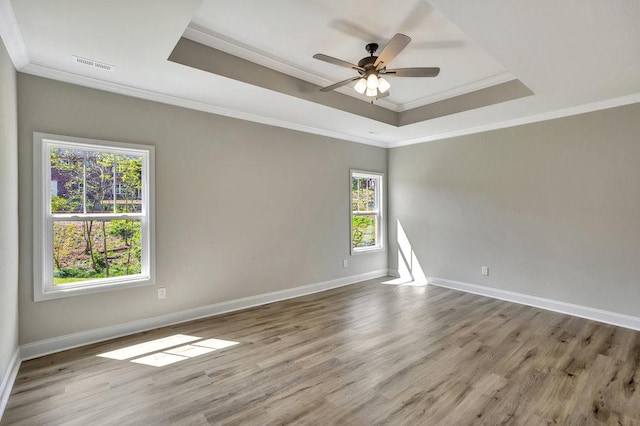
[350,169,384,255]
[33,132,155,301]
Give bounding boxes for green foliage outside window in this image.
[352,215,376,248]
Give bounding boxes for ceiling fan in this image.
[313,33,440,99]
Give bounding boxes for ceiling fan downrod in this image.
[365,43,378,56]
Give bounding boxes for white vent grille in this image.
[72,56,114,72]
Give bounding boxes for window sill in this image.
[351,246,385,255]
[35,275,154,302]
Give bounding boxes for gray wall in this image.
[389,103,640,317]
[17,74,387,344]
[0,39,19,379]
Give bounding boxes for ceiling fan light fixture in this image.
[366,73,379,90]
[314,33,440,100]
[377,77,390,93]
[354,78,367,94]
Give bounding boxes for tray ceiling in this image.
[188,0,516,112]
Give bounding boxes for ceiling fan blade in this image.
[411,40,465,49]
[399,1,433,34]
[378,89,390,99]
[313,54,364,72]
[329,19,378,43]
[374,33,411,70]
[386,67,440,77]
[320,76,361,92]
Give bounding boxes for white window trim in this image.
[350,169,384,255]
[33,132,156,301]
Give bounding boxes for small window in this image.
[351,170,383,253]
[33,133,155,301]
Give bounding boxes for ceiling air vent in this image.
[72,56,114,72]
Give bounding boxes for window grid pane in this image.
[50,147,144,216]
[52,218,143,287]
[352,177,380,214]
[50,147,85,214]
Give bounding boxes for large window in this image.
[34,133,155,301]
[351,170,383,253]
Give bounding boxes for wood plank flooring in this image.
[3,278,640,425]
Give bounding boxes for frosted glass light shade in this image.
[377,77,390,93]
[365,87,377,97]
[354,78,367,94]
[366,73,378,89]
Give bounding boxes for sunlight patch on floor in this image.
[97,334,201,360]
[195,338,240,350]
[97,334,239,367]
[132,352,187,367]
[165,344,216,358]
[381,277,428,286]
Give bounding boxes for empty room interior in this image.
[1,0,640,424]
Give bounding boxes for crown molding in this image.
[184,23,400,112]
[20,62,388,148]
[185,23,328,86]
[397,72,515,112]
[0,0,29,69]
[20,63,640,151]
[387,91,640,148]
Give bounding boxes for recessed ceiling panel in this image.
[188,0,515,111]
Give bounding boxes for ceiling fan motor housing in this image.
[358,42,380,74]
[357,56,378,71]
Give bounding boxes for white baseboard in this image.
[426,276,640,332]
[0,348,20,421]
[20,270,388,361]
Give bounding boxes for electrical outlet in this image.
[481,266,489,276]
[343,259,348,268]
[157,287,166,300]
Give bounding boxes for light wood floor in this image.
[3,279,640,425]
